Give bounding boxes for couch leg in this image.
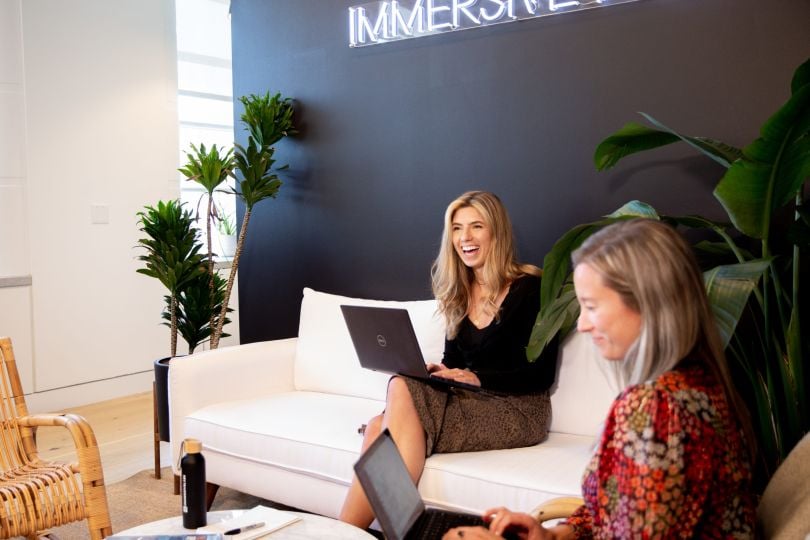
[206,483,220,510]
[153,383,161,480]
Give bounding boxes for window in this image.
[175,0,235,257]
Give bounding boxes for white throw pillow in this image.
[294,287,446,401]
[549,331,617,437]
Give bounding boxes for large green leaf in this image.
[704,259,769,348]
[594,123,679,170]
[534,201,659,360]
[714,83,810,239]
[791,57,810,94]
[605,200,660,219]
[527,286,577,361]
[666,214,751,264]
[786,306,805,434]
[638,112,744,169]
[594,115,743,171]
[540,201,659,315]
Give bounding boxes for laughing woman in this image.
[339,191,559,528]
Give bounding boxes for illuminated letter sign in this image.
[349,0,645,47]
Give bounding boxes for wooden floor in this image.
[36,391,173,485]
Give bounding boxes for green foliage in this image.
[139,91,297,353]
[528,201,660,361]
[233,137,282,210]
[136,200,205,299]
[162,271,231,354]
[209,91,297,349]
[239,91,296,148]
[178,143,234,195]
[534,58,809,481]
[136,200,206,356]
[233,92,295,211]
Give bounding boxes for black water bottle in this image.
[181,438,207,528]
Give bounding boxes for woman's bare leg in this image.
[339,377,427,528]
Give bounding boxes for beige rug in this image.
[47,467,274,539]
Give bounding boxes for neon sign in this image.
[349,0,644,47]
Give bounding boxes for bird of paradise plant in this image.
[529,58,809,481]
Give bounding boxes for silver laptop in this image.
[354,428,490,540]
[340,305,482,393]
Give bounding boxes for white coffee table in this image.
[116,509,376,539]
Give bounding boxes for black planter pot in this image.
[154,357,172,443]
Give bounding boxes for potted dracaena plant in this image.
[179,91,296,350]
[136,199,230,442]
[528,58,809,487]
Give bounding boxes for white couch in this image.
[169,288,616,519]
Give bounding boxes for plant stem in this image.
[211,208,251,349]
[207,196,215,340]
[792,189,805,429]
[170,295,178,358]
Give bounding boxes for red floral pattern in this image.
[564,361,755,538]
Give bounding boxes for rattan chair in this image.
[0,337,112,539]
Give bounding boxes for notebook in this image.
[197,505,301,539]
[354,428,490,540]
[340,305,483,393]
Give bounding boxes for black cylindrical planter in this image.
[154,357,172,442]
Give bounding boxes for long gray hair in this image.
[571,220,739,396]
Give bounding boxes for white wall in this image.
[0,0,34,394]
[0,0,238,413]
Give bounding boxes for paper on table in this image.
[197,505,301,539]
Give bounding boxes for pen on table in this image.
[224,521,265,535]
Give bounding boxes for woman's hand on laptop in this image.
[430,367,481,387]
[426,362,447,373]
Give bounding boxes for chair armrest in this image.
[19,413,104,477]
[530,497,584,523]
[169,338,298,472]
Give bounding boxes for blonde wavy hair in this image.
[431,191,540,338]
[572,219,754,447]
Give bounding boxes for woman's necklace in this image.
[469,280,510,328]
[469,281,493,328]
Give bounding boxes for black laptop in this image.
[340,305,483,393]
[354,428,489,540]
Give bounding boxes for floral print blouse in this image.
[564,360,755,538]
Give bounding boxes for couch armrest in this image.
[530,496,583,523]
[169,338,297,472]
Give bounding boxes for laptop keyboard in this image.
[407,509,485,539]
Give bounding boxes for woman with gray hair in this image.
[445,218,756,539]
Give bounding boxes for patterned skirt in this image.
[400,377,551,457]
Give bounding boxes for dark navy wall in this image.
[230,0,810,342]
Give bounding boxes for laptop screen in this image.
[354,429,424,540]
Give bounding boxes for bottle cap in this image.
[184,438,202,453]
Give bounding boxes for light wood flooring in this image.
[36,391,173,485]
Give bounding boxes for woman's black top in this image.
[442,274,558,395]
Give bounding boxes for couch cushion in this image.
[421,432,595,513]
[295,287,446,400]
[184,392,382,486]
[185,392,594,514]
[549,331,617,437]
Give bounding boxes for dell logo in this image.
[376,334,388,347]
